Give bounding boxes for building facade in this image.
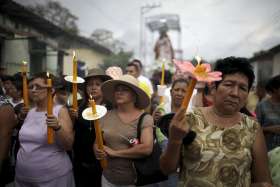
[250,44,280,83]
[0,0,111,77]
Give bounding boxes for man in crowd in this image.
[130,59,154,95]
[126,61,152,98]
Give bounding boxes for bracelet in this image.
[53,124,62,131]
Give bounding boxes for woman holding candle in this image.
[94,74,154,186]
[160,57,273,187]
[70,68,112,187]
[15,72,75,187]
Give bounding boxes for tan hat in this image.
[101,74,150,109]
[85,68,112,81]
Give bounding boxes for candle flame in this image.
[22,61,27,65]
[73,51,76,57]
[195,56,202,65]
[89,94,92,100]
[47,72,49,78]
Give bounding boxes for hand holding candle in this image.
[89,95,107,169]
[174,56,222,111]
[22,61,29,108]
[47,72,54,144]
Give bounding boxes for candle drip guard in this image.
[82,105,107,121]
[64,75,85,84]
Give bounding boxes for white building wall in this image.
[63,48,107,76]
[4,38,30,75]
[46,46,58,75]
[272,52,280,76]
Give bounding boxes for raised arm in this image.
[160,108,189,175]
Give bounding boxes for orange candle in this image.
[72,51,78,110]
[89,96,107,169]
[72,83,78,111]
[181,56,201,110]
[22,61,29,108]
[73,51,77,81]
[181,78,197,109]
[47,72,54,144]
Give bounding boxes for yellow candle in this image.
[160,63,165,85]
[47,72,54,144]
[89,96,107,169]
[159,62,165,104]
[73,51,77,81]
[22,61,29,108]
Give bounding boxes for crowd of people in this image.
[0,57,279,187]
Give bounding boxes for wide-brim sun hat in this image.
[85,68,112,82]
[101,74,150,109]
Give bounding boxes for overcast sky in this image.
[19,0,280,62]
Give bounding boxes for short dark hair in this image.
[127,62,139,72]
[12,73,23,92]
[265,74,280,93]
[214,57,255,90]
[131,59,143,69]
[171,78,189,89]
[1,75,14,82]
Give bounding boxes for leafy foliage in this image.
[99,51,133,71]
[28,1,79,34]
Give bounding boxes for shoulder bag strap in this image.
[136,112,148,140]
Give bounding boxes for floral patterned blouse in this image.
[178,108,259,187]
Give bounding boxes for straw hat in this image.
[101,74,150,109]
[85,68,112,81]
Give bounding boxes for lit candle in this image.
[89,95,107,169]
[47,72,54,144]
[181,56,201,110]
[160,61,165,104]
[72,51,78,111]
[160,62,165,85]
[22,61,29,108]
[73,51,77,81]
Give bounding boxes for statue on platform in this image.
[154,30,174,62]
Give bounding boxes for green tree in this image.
[99,51,133,71]
[28,1,79,34]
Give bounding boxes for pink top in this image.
[16,105,72,182]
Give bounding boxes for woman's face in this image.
[28,78,48,103]
[213,73,249,114]
[114,84,136,106]
[9,84,22,99]
[171,82,188,107]
[86,77,103,99]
